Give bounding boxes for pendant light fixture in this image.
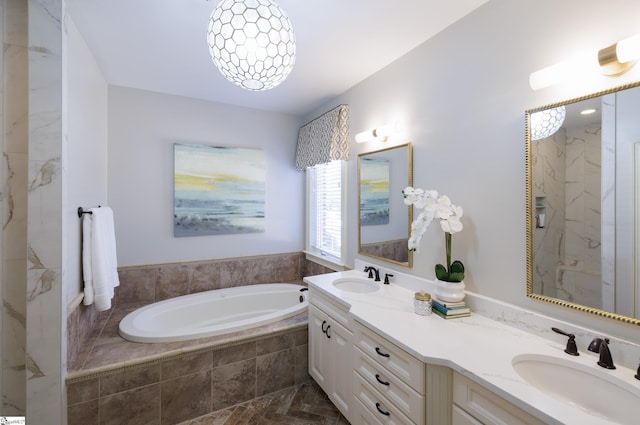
[530,106,566,141]
[207,0,296,91]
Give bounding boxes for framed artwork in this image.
[173,143,266,236]
[360,157,390,225]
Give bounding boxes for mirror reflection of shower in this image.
[529,84,640,320]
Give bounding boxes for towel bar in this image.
[77,206,100,218]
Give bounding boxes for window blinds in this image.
[309,160,342,258]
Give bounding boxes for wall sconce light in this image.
[529,33,640,90]
[355,123,401,143]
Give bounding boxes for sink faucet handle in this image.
[383,273,394,285]
[551,327,579,356]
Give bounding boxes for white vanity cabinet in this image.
[308,288,354,422]
[452,372,546,425]
[352,323,452,425]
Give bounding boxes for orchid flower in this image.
[402,186,465,282]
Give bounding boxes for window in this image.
[306,160,346,269]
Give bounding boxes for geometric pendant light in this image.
[530,106,566,141]
[207,0,296,91]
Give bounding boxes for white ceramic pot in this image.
[434,279,465,302]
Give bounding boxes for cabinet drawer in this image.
[309,288,352,329]
[354,347,424,424]
[355,325,424,393]
[453,373,546,425]
[354,372,415,425]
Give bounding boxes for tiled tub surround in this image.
[67,315,309,425]
[67,252,333,367]
[66,252,335,425]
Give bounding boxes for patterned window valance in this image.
[295,104,350,170]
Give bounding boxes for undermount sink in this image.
[512,353,640,424]
[332,277,380,293]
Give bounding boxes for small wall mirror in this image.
[358,142,413,267]
[526,81,640,326]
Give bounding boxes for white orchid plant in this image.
[402,187,465,283]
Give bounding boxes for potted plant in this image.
[402,187,466,301]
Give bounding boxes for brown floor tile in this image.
[177,382,348,425]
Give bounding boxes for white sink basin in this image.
[512,353,640,424]
[332,277,380,293]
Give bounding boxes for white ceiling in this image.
[67,0,489,117]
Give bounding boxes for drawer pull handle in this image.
[321,320,328,333]
[375,402,390,416]
[375,374,390,386]
[326,325,331,339]
[375,347,390,358]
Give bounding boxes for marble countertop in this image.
[305,269,640,425]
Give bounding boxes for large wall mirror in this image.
[526,81,640,326]
[358,143,413,267]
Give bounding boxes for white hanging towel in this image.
[82,206,120,311]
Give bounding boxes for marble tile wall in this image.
[531,119,602,307]
[26,0,65,423]
[564,123,601,275]
[2,0,28,415]
[67,328,310,425]
[531,128,566,298]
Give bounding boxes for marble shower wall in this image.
[27,0,65,423]
[531,118,603,308]
[531,128,566,298]
[558,122,602,308]
[564,123,601,275]
[2,0,28,415]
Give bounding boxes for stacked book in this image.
[432,297,470,319]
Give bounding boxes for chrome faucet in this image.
[588,337,616,369]
[364,266,381,281]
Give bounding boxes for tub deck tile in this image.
[68,305,308,378]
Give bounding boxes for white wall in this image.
[107,86,304,266]
[306,0,640,342]
[64,17,108,305]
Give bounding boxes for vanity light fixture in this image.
[207,0,296,91]
[355,123,401,144]
[529,33,640,90]
[580,108,597,115]
[530,106,566,141]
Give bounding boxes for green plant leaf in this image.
[449,260,465,282]
[450,260,465,274]
[434,263,448,280]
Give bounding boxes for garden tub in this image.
[118,283,308,343]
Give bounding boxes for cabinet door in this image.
[452,404,483,425]
[328,318,353,417]
[308,304,330,390]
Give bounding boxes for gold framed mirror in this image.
[526,81,640,326]
[358,142,413,267]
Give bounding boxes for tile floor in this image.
[177,381,350,425]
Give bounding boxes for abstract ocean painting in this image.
[360,157,390,225]
[174,143,266,236]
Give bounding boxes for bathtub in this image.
[118,283,309,343]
